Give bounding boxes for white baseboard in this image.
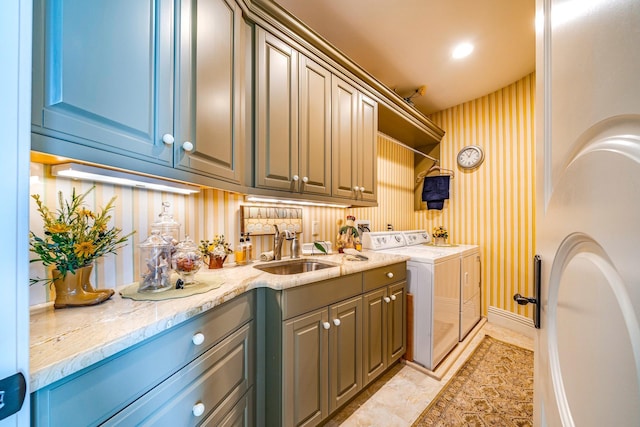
[487,306,536,339]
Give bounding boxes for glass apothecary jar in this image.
[138,231,172,292]
[151,201,181,248]
[172,235,202,286]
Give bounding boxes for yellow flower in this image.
[78,208,96,219]
[74,241,97,258]
[47,223,69,234]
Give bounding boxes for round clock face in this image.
[457,145,484,169]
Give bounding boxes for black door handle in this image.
[0,372,26,420]
[513,255,541,329]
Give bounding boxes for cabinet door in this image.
[362,287,387,386]
[328,296,362,413]
[31,0,173,165]
[387,282,406,364]
[283,308,328,427]
[357,92,378,202]
[331,76,359,199]
[256,28,299,191]
[299,55,332,196]
[175,0,243,183]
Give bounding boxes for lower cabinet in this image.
[282,296,362,426]
[31,292,255,427]
[362,281,407,386]
[263,263,406,427]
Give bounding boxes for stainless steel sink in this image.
[254,259,339,275]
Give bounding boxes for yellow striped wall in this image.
[415,73,536,317]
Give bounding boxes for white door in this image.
[535,0,640,425]
[0,0,31,426]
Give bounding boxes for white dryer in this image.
[401,231,481,342]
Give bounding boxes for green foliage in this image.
[29,186,134,285]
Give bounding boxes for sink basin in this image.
[254,259,339,275]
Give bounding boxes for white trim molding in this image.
[487,306,536,339]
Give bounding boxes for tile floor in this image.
[324,321,534,426]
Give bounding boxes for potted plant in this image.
[199,235,233,269]
[29,186,134,308]
[432,226,449,246]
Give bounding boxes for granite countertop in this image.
[30,251,408,391]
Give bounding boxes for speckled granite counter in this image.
[30,251,408,391]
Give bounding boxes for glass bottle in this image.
[235,233,247,265]
[244,232,253,262]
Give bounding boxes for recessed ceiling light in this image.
[452,42,474,59]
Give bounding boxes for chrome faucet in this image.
[273,225,294,260]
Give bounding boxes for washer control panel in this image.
[361,232,406,250]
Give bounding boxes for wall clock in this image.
[457,145,485,169]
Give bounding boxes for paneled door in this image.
[535,0,640,425]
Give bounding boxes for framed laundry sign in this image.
[240,205,303,236]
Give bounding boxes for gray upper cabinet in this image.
[255,27,299,191]
[175,0,243,184]
[32,0,245,187]
[31,0,174,166]
[331,76,378,202]
[298,55,332,196]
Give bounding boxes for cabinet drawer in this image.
[363,263,406,292]
[105,322,254,426]
[282,273,362,320]
[31,292,254,427]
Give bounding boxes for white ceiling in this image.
[274,0,536,115]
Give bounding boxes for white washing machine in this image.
[362,231,461,370]
[402,231,481,342]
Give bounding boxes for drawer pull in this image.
[390,295,397,301]
[192,333,205,346]
[384,296,391,303]
[386,272,394,279]
[333,318,341,326]
[322,321,331,330]
[192,402,206,417]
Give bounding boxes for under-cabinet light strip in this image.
[244,196,350,209]
[51,163,201,195]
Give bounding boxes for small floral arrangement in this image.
[29,186,134,285]
[432,226,448,239]
[199,235,233,259]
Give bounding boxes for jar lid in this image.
[151,201,181,229]
[174,235,198,252]
[139,230,171,248]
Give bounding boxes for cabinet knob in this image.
[182,141,194,152]
[292,175,299,181]
[386,272,394,279]
[333,318,341,326]
[302,176,309,183]
[359,186,365,193]
[192,402,206,417]
[353,186,359,192]
[384,296,391,303]
[162,133,174,145]
[390,294,397,301]
[322,321,331,330]
[192,332,205,346]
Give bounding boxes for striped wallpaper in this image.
[415,73,536,317]
[29,74,535,319]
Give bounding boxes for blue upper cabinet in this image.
[32,0,246,188]
[32,0,174,166]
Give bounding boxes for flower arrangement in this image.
[432,226,448,240]
[199,235,233,259]
[29,186,134,285]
